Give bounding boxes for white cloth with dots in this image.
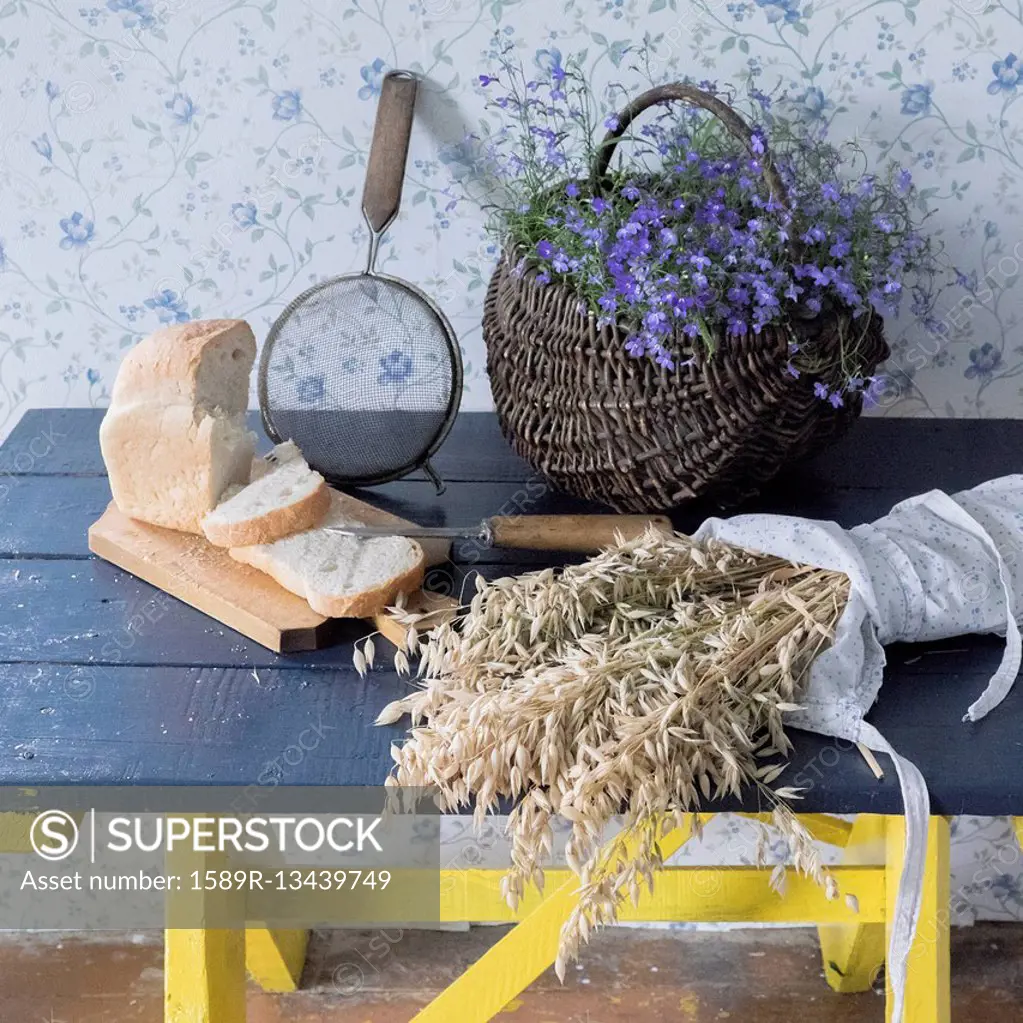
[694,475,1023,1023]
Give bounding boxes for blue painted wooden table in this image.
[0,409,1020,816]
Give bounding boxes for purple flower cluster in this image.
[479,52,936,400]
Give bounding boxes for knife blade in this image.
[326,522,490,541]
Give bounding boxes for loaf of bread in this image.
[100,318,425,619]
[99,320,257,533]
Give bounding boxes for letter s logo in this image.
[30,811,79,861]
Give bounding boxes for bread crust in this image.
[202,480,331,548]
[229,539,425,618]
[110,319,255,410]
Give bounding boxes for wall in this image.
[1,0,1022,920]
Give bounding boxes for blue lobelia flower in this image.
[165,93,198,126]
[231,201,258,229]
[296,375,326,404]
[144,288,190,324]
[59,212,94,249]
[754,0,801,24]
[106,0,155,29]
[378,349,414,385]
[272,90,302,121]
[358,59,387,101]
[988,53,1022,94]
[87,368,100,385]
[965,342,1002,379]
[900,83,932,116]
[31,134,53,161]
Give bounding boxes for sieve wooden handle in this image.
[362,69,418,235]
[489,514,672,553]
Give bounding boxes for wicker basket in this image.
[483,84,890,513]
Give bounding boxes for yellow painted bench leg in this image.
[412,818,695,1023]
[244,927,308,991]
[885,816,950,1023]
[164,817,247,1023]
[818,813,887,993]
[165,928,246,1023]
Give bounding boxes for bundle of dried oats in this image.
[371,526,849,976]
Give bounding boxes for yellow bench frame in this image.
[152,810,974,1023]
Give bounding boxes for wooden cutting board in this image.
[88,493,454,654]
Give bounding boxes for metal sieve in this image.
[258,69,462,493]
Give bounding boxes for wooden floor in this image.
[3,925,1022,1021]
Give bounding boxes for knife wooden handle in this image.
[488,514,672,553]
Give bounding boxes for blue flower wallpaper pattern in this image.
[1,0,1023,919]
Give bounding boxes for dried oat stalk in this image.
[373,527,849,977]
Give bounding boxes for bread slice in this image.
[202,442,330,548]
[100,320,258,534]
[229,492,425,618]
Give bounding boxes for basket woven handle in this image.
[590,83,790,210]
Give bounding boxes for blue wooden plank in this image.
[0,558,355,668]
[5,408,1023,493]
[0,558,533,668]
[7,554,1008,673]
[0,662,397,787]
[0,475,609,562]
[1,409,532,483]
[0,473,912,564]
[0,476,111,558]
[0,644,1016,815]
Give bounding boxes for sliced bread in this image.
[202,441,330,548]
[100,320,258,534]
[229,492,425,618]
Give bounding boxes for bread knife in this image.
[324,514,672,553]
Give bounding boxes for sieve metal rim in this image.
[257,267,464,489]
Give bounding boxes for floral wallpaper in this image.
[1,0,1022,921]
